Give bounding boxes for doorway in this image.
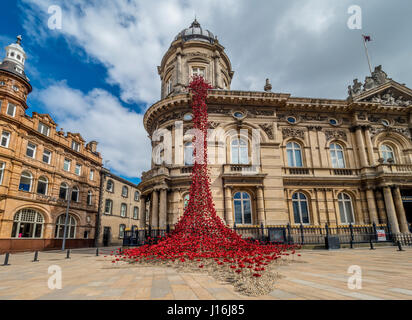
[103,227,111,247]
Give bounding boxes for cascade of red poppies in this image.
[113,76,298,276]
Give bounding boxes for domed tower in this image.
[158,19,234,99]
[0,36,32,115]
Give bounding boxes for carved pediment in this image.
[347,65,412,106]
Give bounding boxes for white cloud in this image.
[34,82,151,177]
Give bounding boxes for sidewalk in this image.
[0,247,411,300]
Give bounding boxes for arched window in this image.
[105,199,113,214]
[330,143,345,168]
[87,191,93,206]
[120,203,127,217]
[71,186,79,202]
[233,192,252,225]
[59,183,68,200]
[107,180,114,192]
[184,142,194,165]
[183,194,190,208]
[11,209,44,238]
[286,142,303,167]
[134,191,140,201]
[36,176,48,195]
[122,186,128,197]
[19,171,33,192]
[380,144,395,163]
[338,193,355,224]
[119,224,126,239]
[292,192,309,224]
[55,214,77,239]
[231,138,248,164]
[133,207,139,220]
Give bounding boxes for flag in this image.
[362,35,371,42]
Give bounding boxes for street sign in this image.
[376,229,386,241]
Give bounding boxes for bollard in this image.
[369,239,375,250]
[96,248,99,256]
[66,249,71,259]
[350,239,353,249]
[397,241,404,251]
[2,252,10,266]
[33,251,39,262]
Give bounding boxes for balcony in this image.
[283,167,359,177]
[223,164,260,175]
[377,164,412,175]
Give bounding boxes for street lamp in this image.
[61,186,72,251]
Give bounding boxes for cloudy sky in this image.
[1,0,411,183]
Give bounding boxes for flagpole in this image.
[362,35,373,75]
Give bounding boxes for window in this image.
[75,164,82,176]
[105,199,113,214]
[233,111,244,119]
[12,85,19,92]
[71,186,79,202]
[106,180,114,192]
[183,113,193,121]
[338,193,355,224]
[292,192,310,224]
[380,144,395,163]
[42,149,51,164]
[87,191,93,206]
[1,131,10,148]
[184,142,194,165]
[119,224,126,239]
[286,142,303,167]
[19,171,32,192]
[233,192,252,225]
[58,183,68,200]
[63,159,71,172]
[120,203,127,217]
[134,191,140,201]
[122,186,128,197]
[11,209,44,238]
[287,117,297,124]
[89,169,94,181]
[0,81,5,86]
[166,78,172,95]
[184,194,190,209]
[330,143,345,168]
[38,122,50,136]
[54,214,77,239]
[191,67,205,78]
[36,176,48,195]
[7,103,16,117]
[71,141,80,152]
[133,207,139,220]
[26,142,36,159]
[0,162,5,185]
[231,138,248,164]
[329,119,338,126]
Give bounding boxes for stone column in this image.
[159,188,167,229]
[256,186,265,226]
[224,187,234,227]
[364,126,376,166]
[375,189,387,223]
[393,186,410,233]
[139,195,147,229]
[366,189,379,224]
[383,186,400,233]
[151,190,159,228]
[355,126,368,168]
[354,196,365,225]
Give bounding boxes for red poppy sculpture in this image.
[111,76,299,278]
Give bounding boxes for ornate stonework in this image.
[282,128,305,139]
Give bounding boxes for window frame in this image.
[42,149,52,164]
[104,199,113,215]
[380,144,395,164]
[55,214,77,239]
[184,141,194,166]
[26,142,37,159]
[19,171,33,192]
[6,103,16,117]
[0,162,5,185]
[71,141,80,152]
[71,186,79,202]
[133,206,139,220]
[36,176,48,195]
[1,131,11,148]
[59,183,69,200]
[122,186,129,198]
[38,122,50,136]
[119,224,126,239]
[191,66,205,78]
[233,192,252,225]
[120,203,127,217]
[134,191,140,201]
[89,169,94,181]
[87,191,93,206]
[11,209,44,239]
[286,142,303,167]
[231,137,249,165]
[338,193,355,224]
[330,143,346,169]
[75,164,82,176]
[292,192,310,225]
[63,158,71,172]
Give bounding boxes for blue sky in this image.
[1,0,411,186]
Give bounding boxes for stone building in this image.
[0,37,102,252]
[138,20,412,234]
[97,169,140,246]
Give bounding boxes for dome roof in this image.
[174,19,215,44]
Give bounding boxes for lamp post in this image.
[62,186,72,251]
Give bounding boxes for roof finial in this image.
[190,16,200,28]
[264,78,272,92]
[16,35,22,45]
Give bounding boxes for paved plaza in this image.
[0,246,411,300]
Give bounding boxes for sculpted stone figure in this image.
[372,65,389,85]
[364,76,375,90]
[350,78,363,95]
